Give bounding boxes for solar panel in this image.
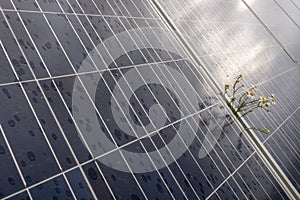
[155,0,300,197]
[0,0,298,199]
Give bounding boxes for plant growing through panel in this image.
[224,74,275,134]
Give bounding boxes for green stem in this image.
[234,84,244,93]
[238,93,247,104]
[230,77,241,104]
[244,98,260,106]
[236,96,251,112]
[246,127,270,134]
[240,106,260,117]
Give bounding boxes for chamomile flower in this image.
[270,94,275,104]
[246,90,255,97]
[265,129,270,134]
[223,74,275,135]
[260,96,267,104]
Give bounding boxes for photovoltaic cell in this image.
[0,0,298,199]
[65,168,94,199]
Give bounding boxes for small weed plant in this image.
[224,74,275,134]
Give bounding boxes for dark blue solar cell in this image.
[0,13,34,81]
[0,0,14,9]
[0,37,18,84]
[66,168,94,200]
[19,12,75,77]
[30,176,74,200]
[11,0,39,11]
[4,11,50,79]
[0,128,24,197]
[93,0,115,15]
[77,0,99,15]
[7,191,30,200]
[82,161,114,199]
[40,78,92,163]
[38,0,62,12]
[0,84,60,186]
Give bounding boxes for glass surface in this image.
[157,0,300,196]
[0,0,299,199]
